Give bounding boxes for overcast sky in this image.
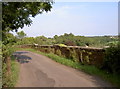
[13,2,118,38]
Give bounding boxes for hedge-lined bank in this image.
[18,44,120,75]
[18,44,105,68]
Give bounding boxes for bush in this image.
[2,44,16,87]
[58,44,67,47]
[55,49,62,56]
[102,43,120,74]
[65,40,76,46]
[106,41,119,47]
[2,56,19,87]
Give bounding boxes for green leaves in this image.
[2,44,15,57]
[2,2,53,32]
[103,44,120,74]
[17,31,26,39]
[2,2,53,87]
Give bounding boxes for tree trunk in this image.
[6,56,11,75]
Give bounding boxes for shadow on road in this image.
[13,51,32,64]
[14,51,29,55]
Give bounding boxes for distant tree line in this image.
[9,31,119,48]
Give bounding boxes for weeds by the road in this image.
[10,56,20,86]
[2,56,19,87]
[16,48,120,87]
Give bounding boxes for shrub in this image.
[106,41,119,47]
[102,43,120,74]
[69,48,78,62]
[2,44,16,87]
[65,40,76,46]
[55,49,62,56]
[58,44,67,47]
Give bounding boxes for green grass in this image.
[10,56,20,87]
[16,47,120,87]
[2,56,20,87]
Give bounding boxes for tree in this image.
[34,36,47,45]
[54,35,58,39]
[17,31,26,39]
[4,33,18,45]
[2,2,53,33]
[2,2,53,87]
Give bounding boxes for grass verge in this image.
[16,47,120,87]
[2,56,19,87]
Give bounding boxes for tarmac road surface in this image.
[14,51,112,87]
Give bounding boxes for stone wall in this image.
[19,44,105,67]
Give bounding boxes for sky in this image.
[12,2,118,38]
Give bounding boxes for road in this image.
[14,51,112,87]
